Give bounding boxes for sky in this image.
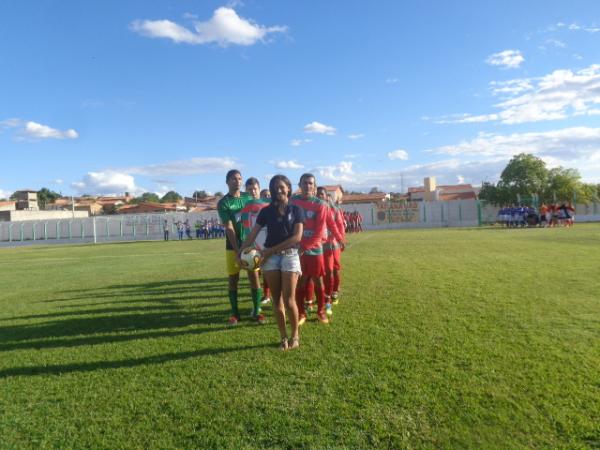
[1,0,600,199]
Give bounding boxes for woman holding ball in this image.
[240,174,305,351]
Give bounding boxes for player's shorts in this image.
[225,250,241,276]
[300,253,325,277]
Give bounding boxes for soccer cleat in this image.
[317,312,329,324]
[260,297,271,305]
[255,313,266,325]
[227,316,239,326]
[332,292,340,305]
[325,303,333,317]
[298,315,307,326]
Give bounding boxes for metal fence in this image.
[2,201,599,245]
[0,211,221,245]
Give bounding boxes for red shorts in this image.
[333,248,342,271]
[300,253,325,277]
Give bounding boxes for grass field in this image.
[1,225,599,449]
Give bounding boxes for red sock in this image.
[305,278,315,302]
[316,283,325,314]
[333,271,340,292]
[296,284,306,316]
[324,272,333,297]
[262,279,270,299]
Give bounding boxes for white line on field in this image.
[345,233,374,250]
[0,252,200,264]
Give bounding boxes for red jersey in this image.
[323,203,345,251]
[290,194,327,255]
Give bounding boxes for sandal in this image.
[288,337,300,350]
[279,337,289,352]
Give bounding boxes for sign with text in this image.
[375,202,420,224]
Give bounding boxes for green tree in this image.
[161,191,182,203]
[37,187,61,209]
[214,191,223,197]
[139,192,160,203]
[192,190,209,200]
[498,153,548,201]
[544,167,594,203]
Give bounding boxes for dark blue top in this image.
[256,203,305,248]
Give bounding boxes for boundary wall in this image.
[1,200,599,245]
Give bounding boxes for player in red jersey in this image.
[331,191,346,304]
[316,187,346,316]
[291,174,342,324]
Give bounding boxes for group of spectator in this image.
[497,203,576,228]
[343,210,363,233]
[163,218,225,241]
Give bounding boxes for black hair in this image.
[316,186,327,195]
[299,173,316,185]
[245,177,260,187]
[269,174,292,203]
[225,169,241,182]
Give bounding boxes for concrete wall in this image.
[0,210,89,222]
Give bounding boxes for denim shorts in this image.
[261,248,302,274]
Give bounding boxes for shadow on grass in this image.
[0,276,254,352]
[0,343,271,378]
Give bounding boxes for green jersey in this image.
[217,192,251,250]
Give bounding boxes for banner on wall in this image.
[375,201,420,224]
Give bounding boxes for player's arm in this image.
[240,223,261,253]
[224,221,239,252]
[261,223,303,263]
[326,207,345,245]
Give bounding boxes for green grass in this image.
[1,225,599,449]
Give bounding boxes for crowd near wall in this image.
[1,200,600,246]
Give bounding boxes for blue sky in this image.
[1,0,600,198]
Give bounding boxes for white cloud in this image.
[388,149,409,160]
[0,189,11,199]
[127,157,236,176]
[486,50,525,69]
[72,171,142,196]
[131,7,287,47]
[386,78,399,84]
[347,133,365,140]
[546,38,566,48]
[53,179,64,185]
[429,126,600,159]
[304,121,336,135]
[440,64,600,125]
[315,161,354,183]
[0,119,78,140]
[22,121,78,140]
[275,160,304,169]
[457,175,465,184]
[290,138,312,147]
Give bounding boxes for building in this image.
[0,201,16,212]
[320,185,344,203]
[15,190,39,211]
[116,202,181,214]
[407,177,478,202]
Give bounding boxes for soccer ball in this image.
[240,248,261,270]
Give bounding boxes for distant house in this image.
[407,177,478,202]
[342,192,389,205]
[0,201,16,212]
[116,202,181,214]
[184,195,220,212]
[320,185,344,203]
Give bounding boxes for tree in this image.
[214,191,223,197]
[37,187,61,209]
[544,167,594,203]
[161,191,182,203]
[498,153,548,201]
[192,190,209,200]
[369,187,381,194]
[138,192,160,203]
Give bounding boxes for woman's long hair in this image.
[269,174,292,205]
